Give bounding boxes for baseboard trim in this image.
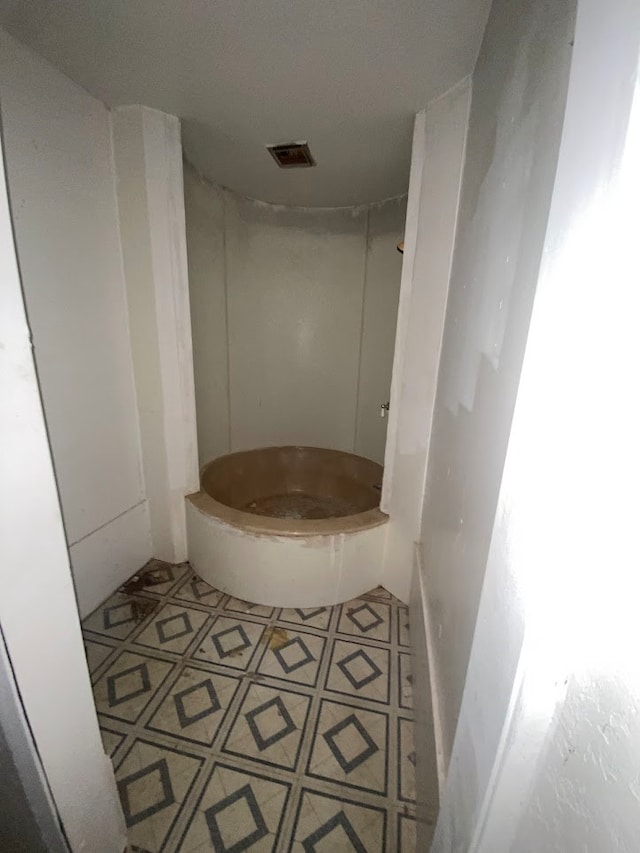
[414,543,448,796]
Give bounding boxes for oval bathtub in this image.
[186,446,389,607]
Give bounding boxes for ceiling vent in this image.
[267,141,316,168]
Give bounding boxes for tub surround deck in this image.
[187,447,389,607]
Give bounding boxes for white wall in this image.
[418,0,576,768]
[184,167,230,466]
[434,0,640,847]
[112,106,199,564]
[0,101,126,853]
[356,196,409,462]
[0,30,151,616]
[184,166,405,467]
[382,80,471,605]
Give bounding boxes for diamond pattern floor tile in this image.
[256,629,325,687]
[398,605,411,648]
[93,651,174,723]
[192,616,266,671]
[146,666,240,747]
[276,606,332,632]
[135,603,209,656]
[178,763,290,852]
[83,592,158,641]
[307,699,389,795]
[120,559,190,597]
[223,683,311,771]
[84,638,116,674]
[399,652,413,711]
[326,639,390,705]
[337,599,391,643]
[172,573,225,608]
[100,726,125,758]
[223,596,275,620]
[398,717,417,803]
[82,566,418,852]
[115,739,203,850]
[289,788,386,853]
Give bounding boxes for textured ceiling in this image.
[0,0,491,206]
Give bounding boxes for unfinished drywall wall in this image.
[0,102,126,852]
[355,196,408,462]
[112,106,199,564]
[184,167,230,467]
[434,0,638,846]
[184,168,405,466]
[419,0,575,766]
[513,674,640,851]
[382,80,471,606]
[0,30,150,615]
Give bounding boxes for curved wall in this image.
[184,163,406,466]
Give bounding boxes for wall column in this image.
[0,109,126,853]
[381,80,471,602]
[112,106,199,563]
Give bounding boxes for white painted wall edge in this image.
[113,105,199,564]
[143,108,199,489]
[380,111,425,512]
[0,115,125,853]
[380,79,471,603]
[143,108,199,559]
[70,500,152,617]
[409,545,441,849]
[413,545,448,794]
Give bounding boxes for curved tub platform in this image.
[186,446,389,607]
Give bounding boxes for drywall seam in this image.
[352,205,371,453]
[66,498,147,547]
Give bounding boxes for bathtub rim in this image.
[187,489,388,538]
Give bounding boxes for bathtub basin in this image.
[186,446,389,607]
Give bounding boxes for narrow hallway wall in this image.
[419,0,576,768]
[0,30,151,615]
[184,165,405,467]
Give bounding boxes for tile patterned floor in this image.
[82,560,416,852]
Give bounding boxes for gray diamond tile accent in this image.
[346,603,383,633]
[274,636,315,674]
[190,578,214,600]
[103,602,134,629]
[302,809,367,853]
[156,611,193,644]
[212,624,251,659]
[118,758,175,827]
[295,607,326,621]
[174,679,220,729]
[337,648,382,690]
[205,783,268,851]
[107,663,151,707]
[323,713,379,773]
[245,696,296,751]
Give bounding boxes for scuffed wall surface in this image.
[0,29,150,611]
[184,170,405,465]
[514,674,640,851]
[419,0,575,765]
